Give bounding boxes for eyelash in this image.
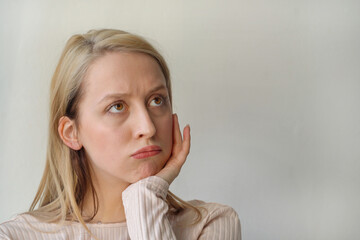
[107,94,168,114]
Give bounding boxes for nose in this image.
[132,106,156,139]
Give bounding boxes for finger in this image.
[177,124,191,164]
[172,113,183,155]
[182,124,191,154]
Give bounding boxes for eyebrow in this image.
[97,84,167,104]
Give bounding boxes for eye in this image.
[149,96,164,107]
[109,102,126,113]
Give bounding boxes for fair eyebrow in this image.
[97,84,167,105]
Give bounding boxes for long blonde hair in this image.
[28,29,201,233]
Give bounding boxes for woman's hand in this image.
[155,113,191,185]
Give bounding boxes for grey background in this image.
[1,0,359,239]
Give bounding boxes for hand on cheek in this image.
[155,113,191,185]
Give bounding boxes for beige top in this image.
[0,176,241,239]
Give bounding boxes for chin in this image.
[133,159,163,182]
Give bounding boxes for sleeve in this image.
[198,205,241,240]
[0,228,11,240]
[0,235,10,240]
[122,176,176,240]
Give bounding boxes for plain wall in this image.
[1,0,359,239]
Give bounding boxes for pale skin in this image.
[58,52,190,223]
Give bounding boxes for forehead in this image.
[82,51,167,101]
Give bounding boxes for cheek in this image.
[156,113,173,154]
[78,118,130,163]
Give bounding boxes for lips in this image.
[131,145,162,159]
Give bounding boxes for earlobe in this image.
[58,116,82,150]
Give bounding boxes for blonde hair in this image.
[28,29,201,234]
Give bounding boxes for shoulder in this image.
[189,199,240,222]
[191,200,241,239]
[171,200,241,240]
[0,214,29,236]
[0,214,79,239]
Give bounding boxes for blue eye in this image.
[150,96,164,107]
[109,102,125,113]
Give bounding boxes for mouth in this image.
[131,145,162,159]
[132,150,161,159]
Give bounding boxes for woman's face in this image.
[76,51,173,185]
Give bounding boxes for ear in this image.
[58,116,82,150]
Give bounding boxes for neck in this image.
[82,174,130,223]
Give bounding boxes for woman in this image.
[0,29,241,239]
